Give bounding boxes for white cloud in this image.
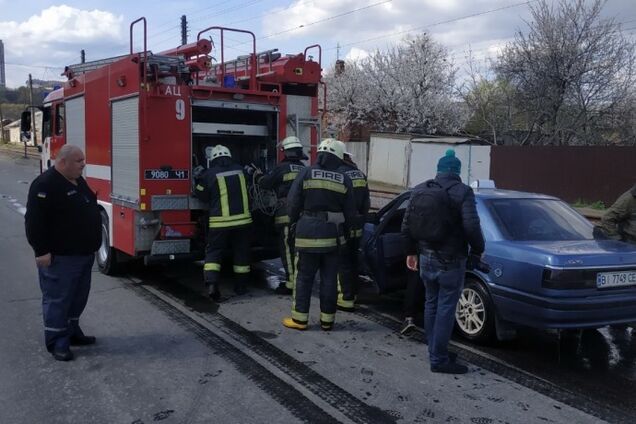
[1,5,125,87]
[345,47,369,62]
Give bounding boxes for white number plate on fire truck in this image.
[144,169,189,180]
[596,270,636,289]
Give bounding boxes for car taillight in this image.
[542,268,597,289]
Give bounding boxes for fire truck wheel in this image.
[97,210,119,275]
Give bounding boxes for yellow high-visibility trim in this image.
[350,229,363,238]
[291,309,308,323]
[303,180,347,194]
[209,212,252,223]
[238,173,250,215]
[204,262,221,271]
[320,312,335,323]
[352,179,367,188]
[233,265,250,274]
[295,238,338,248]
[283,172,298,181]
[275,215,290,224]
[282,226,293,282]
[217,176,229,217]
[291,253,300,298]
[196,184,205,191]
[209,217,253,228]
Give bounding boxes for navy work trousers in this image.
[419,252,466,367]
[292,251,339,325]
[38,255,94,352]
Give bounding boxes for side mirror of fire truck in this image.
[20,110,31,133]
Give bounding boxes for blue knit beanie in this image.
[437,149,461,175]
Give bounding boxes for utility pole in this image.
[28,73,36,158]
[0,103,5,143]
[336,43,341,61]
[181,15,188,45]
[81,49,86,64]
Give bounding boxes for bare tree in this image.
[494,0,636,145]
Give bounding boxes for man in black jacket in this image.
[255,136,307,294]
[194,145,253,300]
[25,145,101,361]
[336,151,370,311]
[282,139,356,331]
[402,149,485,374]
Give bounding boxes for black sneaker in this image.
[448,351,458,362]
[70,335,96,346]
[400,318,416,335]
[274,284,293,295]
[52,348,74,362]
[430,362,468,374]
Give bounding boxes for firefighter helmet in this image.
[317,138,345,160]
[281,136,303,150]
[209,145,232,159]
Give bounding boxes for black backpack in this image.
[405,179,459,242]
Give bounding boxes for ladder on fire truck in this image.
[64,53,189,79]
[215,49,283,81]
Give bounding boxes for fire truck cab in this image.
[33,18,324,274]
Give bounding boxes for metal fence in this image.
[490,146,636,206]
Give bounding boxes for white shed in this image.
[367,132,491,189]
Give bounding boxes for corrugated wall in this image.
[490,146,636,205]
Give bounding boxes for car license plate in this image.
[596,270,636,289]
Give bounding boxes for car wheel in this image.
[96,210,119,275]
[455,278,495,343]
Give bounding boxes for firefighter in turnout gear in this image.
[336,151,370,312]
[194,145,253,301]
[255,136,307,294]
[282,139,356,331]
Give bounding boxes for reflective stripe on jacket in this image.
[287,164,356,253]
[195,165,253,229]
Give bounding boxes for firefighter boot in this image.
[282,317,307,331]
[207,283,222,302]
[320,320,334,331]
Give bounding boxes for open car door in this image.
[362,192,412,293]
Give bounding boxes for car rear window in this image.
[485,198,593,241]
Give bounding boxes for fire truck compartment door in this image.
[111,96,140,203]
[65,96,85,164]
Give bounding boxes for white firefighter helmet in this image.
[317,138,345,160]
[209,145,232,160]
[281,136,303,150]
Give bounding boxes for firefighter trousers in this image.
[337,235,361,309]
[276,224,296,289]
[37,255,94,352]
[291,250,339,327]
[204,226,251,289]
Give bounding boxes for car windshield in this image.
[485,198,593,241]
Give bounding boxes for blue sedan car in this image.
[361,184,636,343]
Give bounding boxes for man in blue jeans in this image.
[402,150,485,374]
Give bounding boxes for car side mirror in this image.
[37,145,43,153]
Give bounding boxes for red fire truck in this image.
[30,18,324,274]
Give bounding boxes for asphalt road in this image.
[0,151,626,424]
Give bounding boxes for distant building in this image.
[0,39,5,87]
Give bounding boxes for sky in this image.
[1,0,635,88]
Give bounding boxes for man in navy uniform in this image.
[25,145,101,361]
